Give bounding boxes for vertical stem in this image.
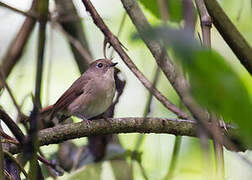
[183,0,196,34]
[134,67,161,150]
[211,116,225,179]
[29,1,48,179]
[109,12,127,59]
[195,1,213,179]
[35,20,46,108]
[198,126,212,179]
[27,106,41,180]
[195,0,225,179]
[213,138,225,178]
[195,0,212,48]
[164,136,182,180]
[0,0,37,91]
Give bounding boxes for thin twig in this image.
[165,136,182,180]
[109,12,127,59]
[3,150,28,178]
[0,1,39,19]
[137,161,149,180]
[81,0,188,119]
[0,129,18,143]
[56,23,93,64]
[236,153,252,167]
[3,170,14,180]
[1,139,19,145]
[0,108,25,143]
[0,68,23,118]
[134,67,161,150]
[0,0,37,90]
[55,0,92,73]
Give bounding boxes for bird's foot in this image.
[81,116,91,131]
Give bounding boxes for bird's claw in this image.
[81,116,91,131]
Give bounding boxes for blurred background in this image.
[0,0,252,179]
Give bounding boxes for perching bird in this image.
[41,59,117,129]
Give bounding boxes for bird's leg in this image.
[79,115,91,130]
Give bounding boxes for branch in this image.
[5,117,238,154]
[81,0,188,119]
[55,0,92,73]
[195,1,224,177]
[121,0,245,152]
[56,24,92,66]
[0,0,37,90]
[204,0,252,74]
[0,108,25,143]
[195,0,212,47]
[0,1,39,19]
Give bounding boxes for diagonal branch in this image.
[81,0,188,119]
[0,0,38,90]
[0,1,39,19]
[0,108,25,144]
[204,0,252,74]
[55,0,92,73]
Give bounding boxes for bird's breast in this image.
[67,76,115,119]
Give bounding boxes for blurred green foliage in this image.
[135,26,252,147]
[139,0,183,22]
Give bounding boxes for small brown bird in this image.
[41,59,117,128]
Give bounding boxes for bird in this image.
[41,59,117,129]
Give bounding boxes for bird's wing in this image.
[51,75,91,118]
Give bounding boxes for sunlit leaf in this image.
[139,0,183,22]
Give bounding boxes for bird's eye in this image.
[97,63,103,68]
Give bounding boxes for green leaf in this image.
[139,0,183,22]
[135,26,252,146]
[139,0,160,19]
[168,0,183,22]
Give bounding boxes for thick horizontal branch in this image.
[6,117,237,154]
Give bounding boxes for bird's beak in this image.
[109,62,118,67]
